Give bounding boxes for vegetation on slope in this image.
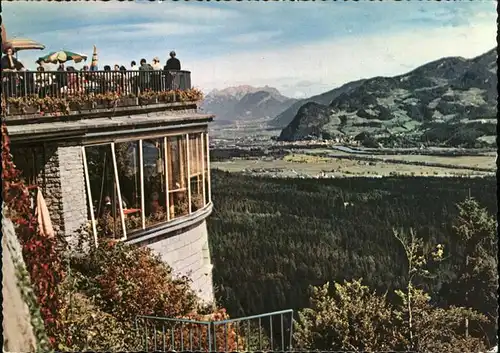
[278,48,497,147]
[2,124,239,352]
[208,170,497,348]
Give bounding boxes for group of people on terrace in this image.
[2,48,184,97]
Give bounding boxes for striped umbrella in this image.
[38,50,87,64]
[4,38,45,52]
[90,45,98,71]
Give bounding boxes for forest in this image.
[207,171,497,346]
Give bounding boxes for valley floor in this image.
[210,118,496,179]
[212,151,495,178]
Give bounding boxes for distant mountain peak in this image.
[207,85,285,100]
[201,85,298,123]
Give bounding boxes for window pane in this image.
[204,133,210,205]
[167,135,189,219]
[85,144,123,239]
[143,138,168,227]
[115,141,142,232]
[189,133,204,211]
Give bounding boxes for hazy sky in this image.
[2,1,497,98]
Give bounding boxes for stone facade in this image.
[11,145,88,247]
[57,146,89,248]
[145,220,214,303]
[11,143,214,302]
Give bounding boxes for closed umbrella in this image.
[38,50,87,64]
[1,23,6,52]
[90,45,98,71]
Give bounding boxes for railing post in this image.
[208,322,212,352]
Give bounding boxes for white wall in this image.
[146,220,214,304]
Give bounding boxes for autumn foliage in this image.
[1,123,65,346]
[59,238,240,351]
[3,122,237,351]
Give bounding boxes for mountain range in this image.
[278,48,497,148]
[200,85,298,124]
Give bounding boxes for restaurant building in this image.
[2,69,215,302]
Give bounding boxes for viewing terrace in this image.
[2,69,200,120]
[3,68,215,253]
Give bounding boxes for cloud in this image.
[2,1,496,98]
[224,31,283,45]
[187,21,496,97]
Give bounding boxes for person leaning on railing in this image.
[163,51,181,90]
[119,65,132,95]
[138,58,153,92]
[1,46,26,97]
[35,66,56,98]
[1,46,25,71]
[65,66,85,95]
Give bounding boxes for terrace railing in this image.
[1,69,191,99]
[135,309,294,352]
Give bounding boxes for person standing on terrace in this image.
[164,51,180,90]
[139,58,153,91]
[152,57,162,70]
[1,46,24,71]
[164,51,181,70]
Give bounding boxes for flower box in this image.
[8,104,38,115]
[139,97,158,106]
[94,100,109,110]
[69,101,93,112]
[159,94,175,103]
[116,97,137,107]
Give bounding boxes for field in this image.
[212,151,495,178]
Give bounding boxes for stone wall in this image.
[2,216,38,352]
[11,144,88,247]
[145,220,214,303]
[57,146,89,248]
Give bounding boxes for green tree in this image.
[293,279,404,352]
[441,197,498,343]
[393,227,488,352]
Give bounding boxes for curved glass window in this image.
[83,131,210,241]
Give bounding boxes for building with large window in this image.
[3,69,215,302]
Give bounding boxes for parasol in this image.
[2,23,45,55]
[90,45,98,71]
[3,38,45,52]
[1,23,6,52]
[38,50,87,64]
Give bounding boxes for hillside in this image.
[269,79,366,128]
[278,48,497,147]
[201,85,298,124]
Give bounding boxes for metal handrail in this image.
[135,309,294,352]
[1,69,192,99]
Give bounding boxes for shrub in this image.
[58,238,241,351]
[294,279,404,351]
[71,240,198,323]
[2,123,65,347]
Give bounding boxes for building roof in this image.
[6,110,214,145]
